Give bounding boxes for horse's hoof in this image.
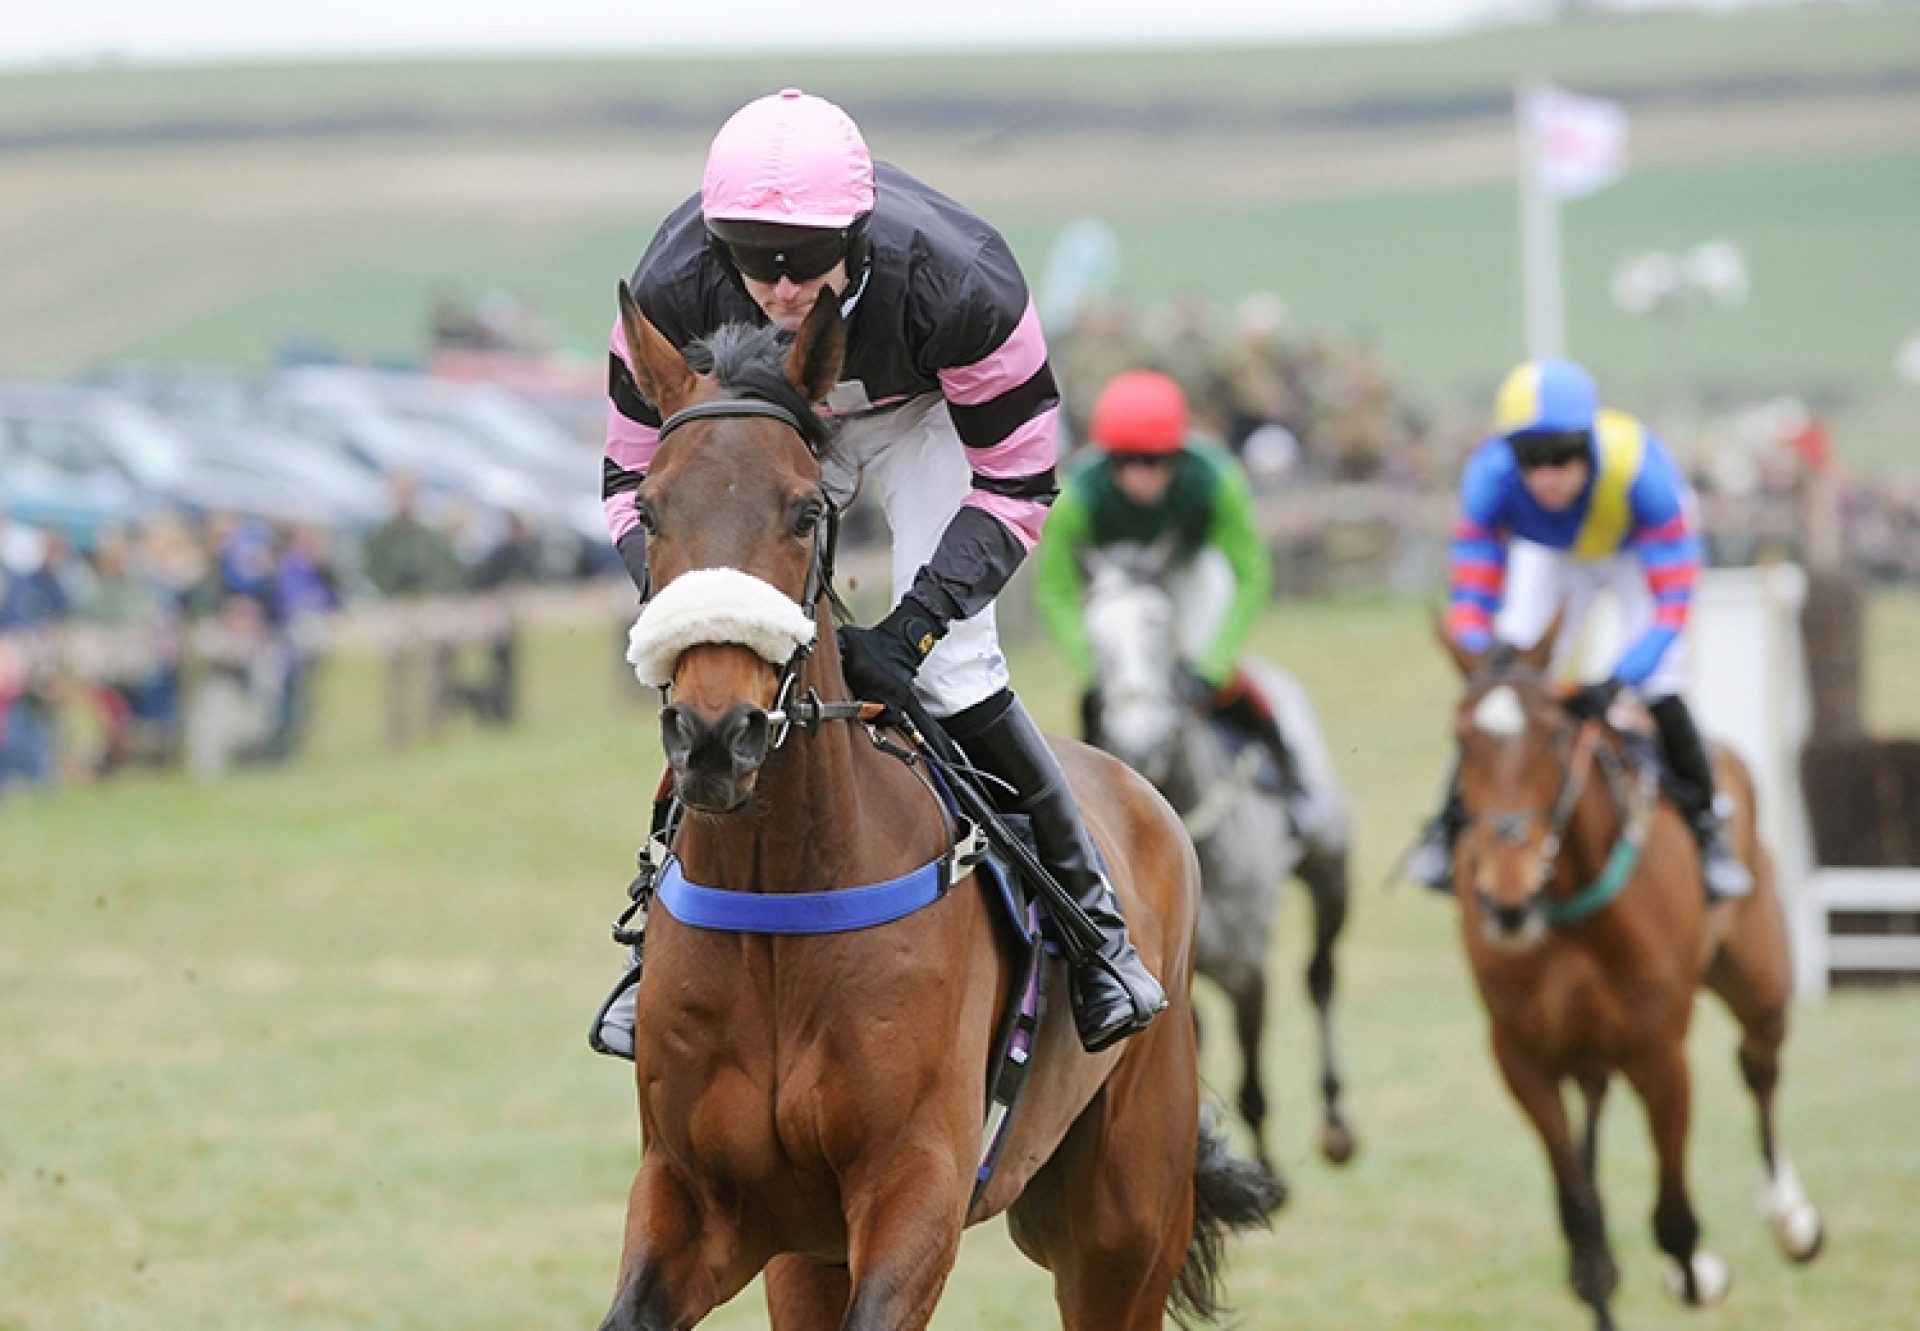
[1319,1121,1358,1166]
[1776,1208,1825,1264]
[1664,1250,1731,1306]
[1260,1162,1290,1210]
[1756,1161,1824,1263]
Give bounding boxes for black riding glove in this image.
[1564,676,1625,722]
[838,595,946,716]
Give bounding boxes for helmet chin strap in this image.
[837,255,872,319]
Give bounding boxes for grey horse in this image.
[1081,558,1358,1182]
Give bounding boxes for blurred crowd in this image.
[1051,293,1920,584]
[4,290,1913,802]
[0,477,576,799]
[1052,291,1431,486]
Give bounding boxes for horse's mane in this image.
[686,323,833,452]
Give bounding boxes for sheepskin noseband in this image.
[625,567,816,687]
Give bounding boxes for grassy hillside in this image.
[0,5,1916,465]
[5,594,1919,1329]
[5,7,1918,136]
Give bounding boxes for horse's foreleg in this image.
[837,1154,969,1331]
[1709,889,1824,1263]
[1577,1072,1609,1181]
[1492,1032,1618,1325]
[1736,1024,1826,1263]
[1623,1044,1728,1307]
[599,1164,742,1331]
[1229,969,1276,1183]
[1301,849,1356,1165]
[765,1255,851,1331]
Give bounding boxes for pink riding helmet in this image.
[701,88,875,229]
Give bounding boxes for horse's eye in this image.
[791,499,824,539]
[634,498,658,535]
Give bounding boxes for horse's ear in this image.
[1511,605,1565,674]
[1433,605,1483,678]
[784,285,845,405]
[616,280,696,417]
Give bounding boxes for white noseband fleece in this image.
[625,567,815,687]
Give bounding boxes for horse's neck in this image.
[1163,710,1230,812]
[1559,764,1625,885]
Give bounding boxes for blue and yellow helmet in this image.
[1494,358,1599,439]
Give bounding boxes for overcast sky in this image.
[11,0,1514,66]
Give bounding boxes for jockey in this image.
[1407,357,1753,901]
[594,89,1166,1058]
[1033,369,1314,828]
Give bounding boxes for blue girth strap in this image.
[656,855,950,934]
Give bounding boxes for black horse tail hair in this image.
[1169,1106,1286,1328]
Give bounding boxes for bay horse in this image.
[1081,557,1357,1182]
[599,282,1280,1331]
[1437,625,1824,1330]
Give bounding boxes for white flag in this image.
[1527,85,1628,201]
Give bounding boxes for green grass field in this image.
[5,594,1919,1330]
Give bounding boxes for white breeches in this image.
[1166,548,1236,664]
[1493,539,1689,699]
[823,394,1010,717]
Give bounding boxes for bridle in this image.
[650,394,860,751]
[1459,665,1656,928]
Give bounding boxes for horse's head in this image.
[1438,614,1584,947]
[617,280,845,813]
[1083,551,1186,784]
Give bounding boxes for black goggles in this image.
[1110,452,1178,471]
[1509,429,1591,471]
[713,228,849,285]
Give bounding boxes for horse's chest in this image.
[1489,957,1683,1065]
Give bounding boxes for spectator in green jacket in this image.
[1035,369,1307,819]
[362,475,463,599]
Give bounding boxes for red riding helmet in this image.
[1089,369,1189,456]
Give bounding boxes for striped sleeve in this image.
[910,235,1061,621]
[1447,448,1511,652]
[935,294,1060,550]
[1613,457,1703,686]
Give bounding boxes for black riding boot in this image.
[1078,688,1104,748]
[1648,695,1753,901]
[949,690,1168,1053]
[1406,759,1464,894]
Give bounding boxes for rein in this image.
[1544,742,1658,927]
[1181,744,1263,844]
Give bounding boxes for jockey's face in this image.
[1520,457,1591,512]
[1112,454,1177,506]
[741,262,849,332]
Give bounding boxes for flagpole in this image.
[1517,78,1566,359]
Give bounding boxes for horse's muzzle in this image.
[661,702,772,812]
[1476,888,1546,945]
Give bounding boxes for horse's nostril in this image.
[725,707,771,772]
[660,704,693,767]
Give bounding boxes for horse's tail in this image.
[1169,1107,1286,1328]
